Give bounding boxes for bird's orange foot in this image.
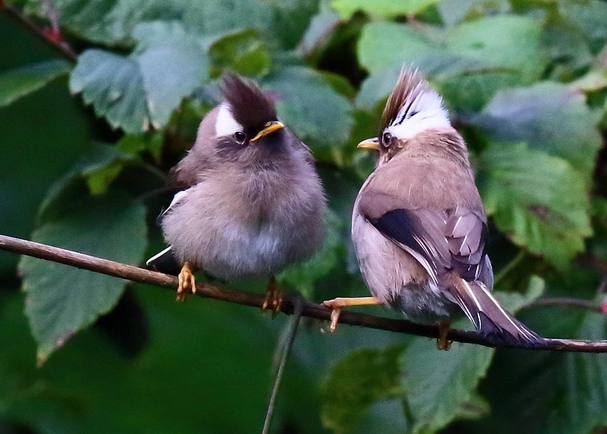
[176,262,196,302]
[322,297,381,333]
[436,321,452,351]
[262,277,282,317]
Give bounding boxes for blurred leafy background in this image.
[1,0,607,433]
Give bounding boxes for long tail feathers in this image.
[451,279,542,347]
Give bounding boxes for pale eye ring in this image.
[382,132,392,147]
[234,131,247,145]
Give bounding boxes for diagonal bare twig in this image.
[526,297,604,313]
[1,233,607,353]
[2,3,78,61]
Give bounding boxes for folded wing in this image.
[364,205,541,347]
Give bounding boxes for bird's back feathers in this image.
[359,141,482,213]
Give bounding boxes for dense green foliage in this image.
[1,0,607,433]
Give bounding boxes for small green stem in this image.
[137,161,167,182]
[494,250,526,286]
[262,297,303,434]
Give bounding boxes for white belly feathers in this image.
[162,177,317,280]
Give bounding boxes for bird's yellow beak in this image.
[251,121,284,142]
[357,137,380,151]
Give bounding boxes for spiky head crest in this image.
[379,67,450,141]
[219,73,277,131]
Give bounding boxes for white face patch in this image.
[215,102,243,137]
[386,88,451,141]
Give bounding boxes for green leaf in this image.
[560,1,607,54]
[27,0,137,46]
[495,275,545,312]
[116,132,164,163]
[40,144,135,213]
[539,313,607,434]
[0,60,71,108]
[31,0,264,46]
[70,24,208,133]
[439,71,521,111]
[437,0,510,26]
[299,11,342,57]
[542,18,594,71]
[263,66,353,148]
[357,16,547,110]
[0,52,91,274]
[133,22,209,128]
[277,210,343,298]
[356,54,498,111]
[479,305,607,434]
[358,15,547,78]
[37,0,316,49]
[401,281,542,434]
[356,67,401,111]
[85,161,124,195]
[401,328,494,434]
[19,193,147,363]
[321,346,405,434]
[478,142,592,269]
[591,197,607,261]
[208,29,271,78]
[269,0,321,50]
[471,82,602,181]
[454,392,490,421]
[358,22,436,74]
[0,286,302,434]
[69,49,150,132]
[446,15,546,81]
[332,0,443,19]
[439,15,547,109]
[321,71,358,99]
[570,69,607,93]
[317,284,541,434]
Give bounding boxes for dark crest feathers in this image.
[379,67,430,134]
[220,73,277,129]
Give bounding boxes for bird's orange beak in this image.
[357,137,380,151]
[251,121,284,142]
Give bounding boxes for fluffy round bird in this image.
[323,68,541,349]
[147,74,327,307]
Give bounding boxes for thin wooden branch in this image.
[1,234,607,353]
[3,3,78,62]
[527,297,604,313]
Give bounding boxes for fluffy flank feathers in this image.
[220,73,277,129]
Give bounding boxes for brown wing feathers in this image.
[366,206,541,347]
